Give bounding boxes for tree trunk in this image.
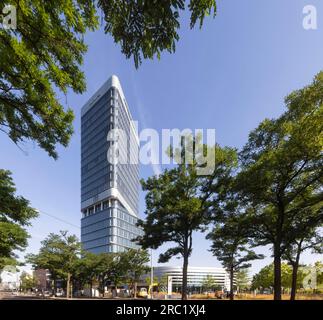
[52,279,55,296]
[273,247,282,300]
[99,276,104,297]
[229,266,234,300]
[182,249,189,300]
[53,278,58,296]
[290,250,301,301]
[134,282,137,299]
[90,281,93,298]
[66,273,71,299]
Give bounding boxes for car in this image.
[137,288,148,298]
[55,291,64,297]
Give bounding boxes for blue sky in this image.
[1,0,322,274]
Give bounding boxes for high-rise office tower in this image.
[81,75,142,253]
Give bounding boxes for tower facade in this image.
[81,75,141,253]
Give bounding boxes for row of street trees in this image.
[136,72,323,300]
[27,231,150,298]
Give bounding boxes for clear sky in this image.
[1,0,322,274]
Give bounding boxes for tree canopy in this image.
[207,201,264,300]
[0,1,98,158]
[0,169,38,269]
[0,1,220,156]
[98,0,217,67]
[235,269,251,292]
[20,271,37,292]
[124,249,150,298]
[251,263,308,292]
[137,163,204,300]
[27,231,82,298]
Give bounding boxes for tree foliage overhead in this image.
[98,0,217,67]
[0,169,38,269]
[0,1,98,158]
[0,1,219,156]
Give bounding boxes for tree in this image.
[202,147,263,300]
[74,251,102,297]
[27,231,82,298]
[235,269,251,292]
[137,134,237,300]
[1,1,221,156]
[201,274,217,292]
[98,0,217,67]
[207,206,264,300]
[93,252,130,298]
[93,253,118,297]
[157,274,168,291]
[283,227,323,300]
[136,164,204,300]
[0,170,38,269]
[109,251,131,297]
[0,1,98,158]
[252,263,297,293]
[124,249,150,298]
[251,264,274,291]
[314,261,323,289]
[236,72,323,300]
[20,271,37,293]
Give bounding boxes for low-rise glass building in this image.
[153,266,231,292]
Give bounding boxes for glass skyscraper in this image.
[81,75,142,253]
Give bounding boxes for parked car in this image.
[138,288,148,298]
[43,291,50,297]
[55,290,64,297]
[263,290,271,295]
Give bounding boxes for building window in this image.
[103,201,109,209]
